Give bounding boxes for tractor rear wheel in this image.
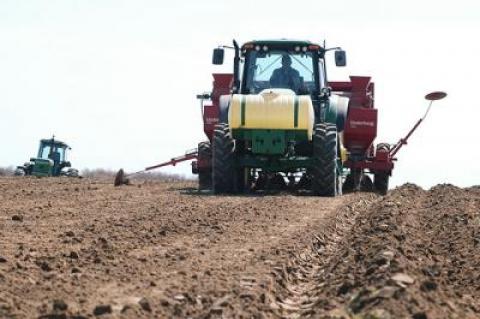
[312,123,340,196]
[198,141,212,190]
[213,124,235,194]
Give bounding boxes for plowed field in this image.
[0,177,478,318]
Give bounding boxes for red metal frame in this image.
[330,76,393,173]
[203,74,233,141]
[389,118,423,158]
[345,159,394,171]
[329,76,375,109]
[145,149,198,171]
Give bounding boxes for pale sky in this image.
[1,0,479,188]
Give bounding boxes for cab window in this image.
[39,145,51,159]
[244,50,317,94]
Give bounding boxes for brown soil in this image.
[0,177,478,318]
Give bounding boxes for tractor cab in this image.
[213,39,346,95]
[240,40,326,96]
[37,138,71,176]
[212,39,347,124]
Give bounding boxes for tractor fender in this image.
[218,95,231,124]
[328,94,349,132]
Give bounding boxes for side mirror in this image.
[335,50,347,67]
[212,48,225,65]
[196,93,211,100]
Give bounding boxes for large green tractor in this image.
[206,40,350,196]
[15,137,79,177]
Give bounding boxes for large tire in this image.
[343,170,373,193]
[374,173,389,195]
[212,124,235,194]
[312,123,340,196]
[198,141,212,190]
[361,174,374,192]
[374,143,391,195]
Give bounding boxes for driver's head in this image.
[281,54,292,67]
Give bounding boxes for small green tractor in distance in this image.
[15,137,80,178]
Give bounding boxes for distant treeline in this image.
[0,166,192,182]
[0,166,14,176]
[81,168,191,182]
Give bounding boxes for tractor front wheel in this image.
[212,124,235,194]
[312,123,340,196]
[14,167,25,176]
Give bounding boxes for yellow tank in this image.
[228,89,315,139]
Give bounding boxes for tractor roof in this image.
[244,39,322,49]
[40,138,69,148]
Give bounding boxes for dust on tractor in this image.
[15,136,79,178]
[114,39,445,195]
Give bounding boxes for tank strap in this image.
[294,96,299,128]
[240,95,246,126]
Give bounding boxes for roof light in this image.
[255,45,261,51]
[302,46,308,52]
[294,46,301,52]
[243,43,254,49]
[262,45,268,51]
[308,45,320,51]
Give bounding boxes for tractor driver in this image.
[48,147,60,163]
[269,54,301,92]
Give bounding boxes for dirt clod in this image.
[11,214,23,221]
[37,261,52,272]
[391,273,415,285]
[52,299,68,312]
[93,304,112,316]
[420,280,438,291]
[69,251,79,259]
[136,297,150,312]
